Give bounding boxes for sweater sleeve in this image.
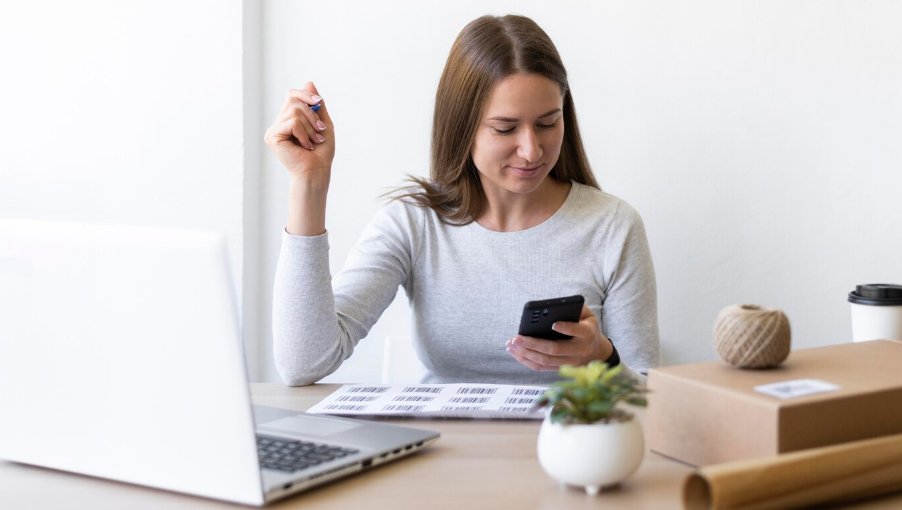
[600,200,661,382]
[272,202,420,386]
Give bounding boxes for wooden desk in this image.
[1,383,901,509]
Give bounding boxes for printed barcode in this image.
[498,406,533,413]
[441,406,484,411]
[337,395,379,402]
[382,405,426,412]
[456,387,498,395]
[393,395,435,402]
[448,397,490,404]
[325,404,368,411]
[348,386,390,393]
[512,388,544,396]
[402,386,444,394]
[504,397,537,405]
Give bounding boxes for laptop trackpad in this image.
[259,415,361,438]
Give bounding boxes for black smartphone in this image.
[518,295,585,340]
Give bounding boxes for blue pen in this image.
[309,103,321,113]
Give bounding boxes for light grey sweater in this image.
[273,181,660,386]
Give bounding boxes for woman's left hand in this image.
[506,304,614,370]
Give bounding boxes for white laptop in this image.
[0,218,439,506]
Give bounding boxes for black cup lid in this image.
[848,284,902,306]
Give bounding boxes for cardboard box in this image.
[646,340,902,466]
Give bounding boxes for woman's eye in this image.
[492,122,558,136]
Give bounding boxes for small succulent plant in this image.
[533,361,649,425]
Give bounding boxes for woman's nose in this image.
[516,129,543,163]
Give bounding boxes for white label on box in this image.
[754,379,841,399]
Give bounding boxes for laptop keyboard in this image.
[257,436,360,473]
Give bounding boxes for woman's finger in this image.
[281,86,323,115]
[507,348,551,371]
[265,117,313,151]
[516,348,563,369]
[275,83,328,143]
[511,335,569,357]
[272,106,325,148]
[289,117,318,150]
[279,96,328,134]
[306,82,333,127]
[283,86,328,129]
[520,346,582,368]
[507,337,584,366]
[550,319,593,340]
[289,107,326,146]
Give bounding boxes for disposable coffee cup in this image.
[848,284,902,342]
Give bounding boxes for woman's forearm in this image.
[286,177,329,236]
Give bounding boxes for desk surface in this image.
[2,383,901,509]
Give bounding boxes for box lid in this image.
[651,340,902,407]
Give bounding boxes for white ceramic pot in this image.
[536,415,645,496]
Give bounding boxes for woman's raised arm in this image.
[264,82,335,236]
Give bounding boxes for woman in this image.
[266,14,659,386]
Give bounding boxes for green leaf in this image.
[584,362,604,384]
[558,365,579,379]
[625,398,648,407]
[546,360,649,424]
[601,364,624,383]
[587,400,614,414]
[550,409,570,424]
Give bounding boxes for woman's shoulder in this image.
[569,181,644,226]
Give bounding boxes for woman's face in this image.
[470,73,565,198]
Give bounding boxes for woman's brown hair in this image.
[392,14,599,224]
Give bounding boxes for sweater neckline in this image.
[466,181,582,241]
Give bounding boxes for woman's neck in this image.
[476,178,572,232]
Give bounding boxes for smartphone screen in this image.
[517,295,585,340]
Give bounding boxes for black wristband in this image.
[605,338,621,367]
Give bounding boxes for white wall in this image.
[258,0,902,383]
[0,1,249,362]
[5,2,897,384]
[243,0,266,381]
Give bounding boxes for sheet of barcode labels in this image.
[305,384,550,419]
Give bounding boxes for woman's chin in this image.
[478,168,553,197]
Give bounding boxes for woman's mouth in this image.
[510,164,542,177]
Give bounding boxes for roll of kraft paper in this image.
[683,432,902,510]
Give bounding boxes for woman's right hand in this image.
[264,82,335,191]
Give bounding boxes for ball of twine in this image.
[713,304,791,368]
